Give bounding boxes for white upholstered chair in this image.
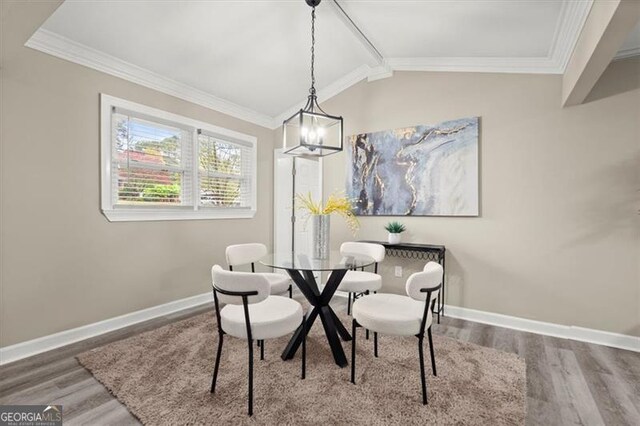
[338,242,385,315]
[226,243,292,298]
[350,261,443,405]
[210,265,306,416]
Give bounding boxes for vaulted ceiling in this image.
[26,0,638,129]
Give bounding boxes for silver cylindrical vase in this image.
[311,214,330,259]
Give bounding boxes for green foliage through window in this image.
[111,109,251,210]
[141,184,181,203]
[114,114,184,205]
[199,133,246,207]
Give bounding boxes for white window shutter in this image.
[111,109,192,207]
[198,131,254,209]
[100,94,257,221]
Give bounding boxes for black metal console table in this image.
[360,241,446,323]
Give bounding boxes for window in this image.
[198,131,253,208]
[101,94,257,221]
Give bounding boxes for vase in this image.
[388,232,401,245]
[311,214,330,259]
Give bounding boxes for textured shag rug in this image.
[77,310,526,425]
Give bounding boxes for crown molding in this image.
[273,63,394,125]
[386,56,562,74]
[385,0,593,76]
[273,64,372,125]
[614,46,640,60]
[25,29,277,129]
[367,64,394,82]
[26,0,594,129]
[548,0,594,73]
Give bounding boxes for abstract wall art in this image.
[346,117,479,216]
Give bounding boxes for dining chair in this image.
[350,261,443,405]
[338,242,385,316]
[210,265,307,416]
[226,243,293,298]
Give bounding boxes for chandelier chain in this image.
[310,6,316,95]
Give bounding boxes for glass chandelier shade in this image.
[282,98,343,157]
[282,0,343,157]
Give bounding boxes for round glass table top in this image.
[260,251,375,271]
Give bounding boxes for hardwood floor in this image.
[1,296,638,425]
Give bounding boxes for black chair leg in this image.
[427,327,436,376]
[210,333,224,393]
[374,332,378,357]
[301,319,306,379]
[260,340,264,361]
[418,336,427,405]
[351,319,357,384]
[365,291,370,340]
[347,292,352,315]
[248,338,254,416]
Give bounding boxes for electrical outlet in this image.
[394,266,402,277]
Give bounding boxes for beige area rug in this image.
[77,310,526,425]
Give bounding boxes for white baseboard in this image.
[0,292,212,365]
[336,293,638,352]
[1,293,637,365]
[444,305,640,353]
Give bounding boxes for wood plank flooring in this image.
[1,296,638,425]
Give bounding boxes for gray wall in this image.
[321,65,640,337]
[2,2,638,348]
[0,2,276,346]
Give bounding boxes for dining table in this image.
[260,251,375,368]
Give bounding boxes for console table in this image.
[360,241,446,323]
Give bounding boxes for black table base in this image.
[281,268,350,367]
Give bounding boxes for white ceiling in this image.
[27,0,632,129]
[37,1,375,118]
[339,1,563,58]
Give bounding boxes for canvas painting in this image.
[346,117,479,216]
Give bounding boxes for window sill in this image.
[102,208,257,222]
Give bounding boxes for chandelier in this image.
[282,0,343,157]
